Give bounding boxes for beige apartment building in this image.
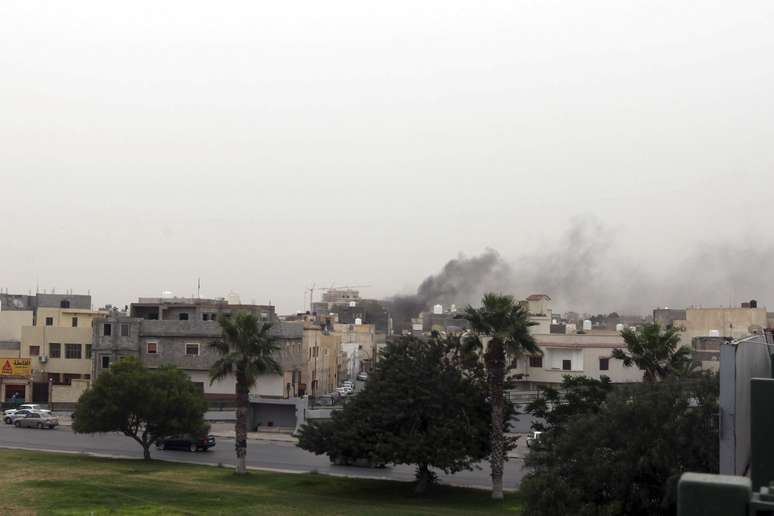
[332,322,376,381]
[21,307,106,403]
[512,332,645,387]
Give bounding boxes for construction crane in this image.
[304,284,372,312]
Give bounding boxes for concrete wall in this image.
[21,326,93,377]
[719,335,772,476]
[679,308,769,343]
[51,379,89,403]
[511,333,645,385]
[0,311,33,341]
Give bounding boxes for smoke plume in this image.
[389,216,774,323]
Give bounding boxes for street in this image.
[0,423,526,490]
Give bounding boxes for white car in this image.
[5,408,51,425]
[4,404,44,417]
[336,386,353,396]
[357,372,369,381]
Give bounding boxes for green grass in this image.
[0,450,522,515]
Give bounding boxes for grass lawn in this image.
[0,449,522,515]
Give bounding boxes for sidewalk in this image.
[209,429,298,443]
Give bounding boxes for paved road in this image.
[0,423,526,490]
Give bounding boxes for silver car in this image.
[14,412,59,429]
[4,408,50,425]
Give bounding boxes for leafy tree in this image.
[298,335,493,494]
[526,375,613,435]
[612,323,694,383]
[73,357,208,460]
[521,373,719,516]
[460,293,539,499]
[210,312,281,474]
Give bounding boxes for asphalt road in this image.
[0,423,526,490]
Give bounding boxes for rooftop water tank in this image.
[582,320,592,331]
[433,304,443,315]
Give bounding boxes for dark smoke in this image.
[389,216,774,323]
[388,250,514,329]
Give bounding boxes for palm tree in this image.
[461,293,539,500]
[612,323,693,383]
[210,312,281,474]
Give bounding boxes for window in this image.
[84,374,91,380]
[63,373,80,385]
[529,356,543,368]
[65,344,82,359]
[29,345,40,356]
[71,317,78,327]
[146,342,158,354]
[178,313,189,321]
[60,300,70,308]
[101,356,111,369]
[185,343,200,356]
[599,358,609,371]
[45,317,54,326]
[103,323,112,336]
[49,343,61,358]
[210,313,216,321]
[202,313,209,321]
[562,359,572,371]
[48,373,62,385]
[120,323,129,337]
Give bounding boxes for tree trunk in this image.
[486,340,506,500]
[235,374,249,475]
[142,443,151,461]
[415,464,432,494]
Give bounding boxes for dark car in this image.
[156,434,216,452]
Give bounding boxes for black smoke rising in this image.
[389,216,774,324]
[388,250,514,330]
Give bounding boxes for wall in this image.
[512,333,645,385]
[51,379,89,403]
[0,311,32,341]
[719,335,772,476]
[254,374,284,397]
[679,308,769,343]
[21,326,93,376]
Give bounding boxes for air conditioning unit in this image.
[39,355,48,363]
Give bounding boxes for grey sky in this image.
[1,1,773,314]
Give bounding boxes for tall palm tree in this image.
[612,323,693,383]
[461,293,539,500]
[210,312,281,474]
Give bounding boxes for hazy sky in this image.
[2,1,773,314]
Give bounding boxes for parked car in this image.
[4,404,44,418]
[312,395,335,407]
[329,453,386,468]
[14,412,58,429]
[156,434,216,452]
[5,408,51,425]
[335,386,352,396]
[526,431,543,448]
[342,380,354,388]
[356,371,368,381]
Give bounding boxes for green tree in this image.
[209,312,281,474]
[526,375,613,435]
[612,323,694,383]
[460,293,540,499]
[298,335,493,494]
[73,357,208,460]
[521,373,719,516]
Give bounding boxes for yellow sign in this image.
[0,358,31,376]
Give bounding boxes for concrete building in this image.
[512,331,645,388]
[0,292,96,403]
[21,306,106,403]
[332,322,376,381]
[93,297,341,402]
[523,294,553,335]
[654,302,770,344]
